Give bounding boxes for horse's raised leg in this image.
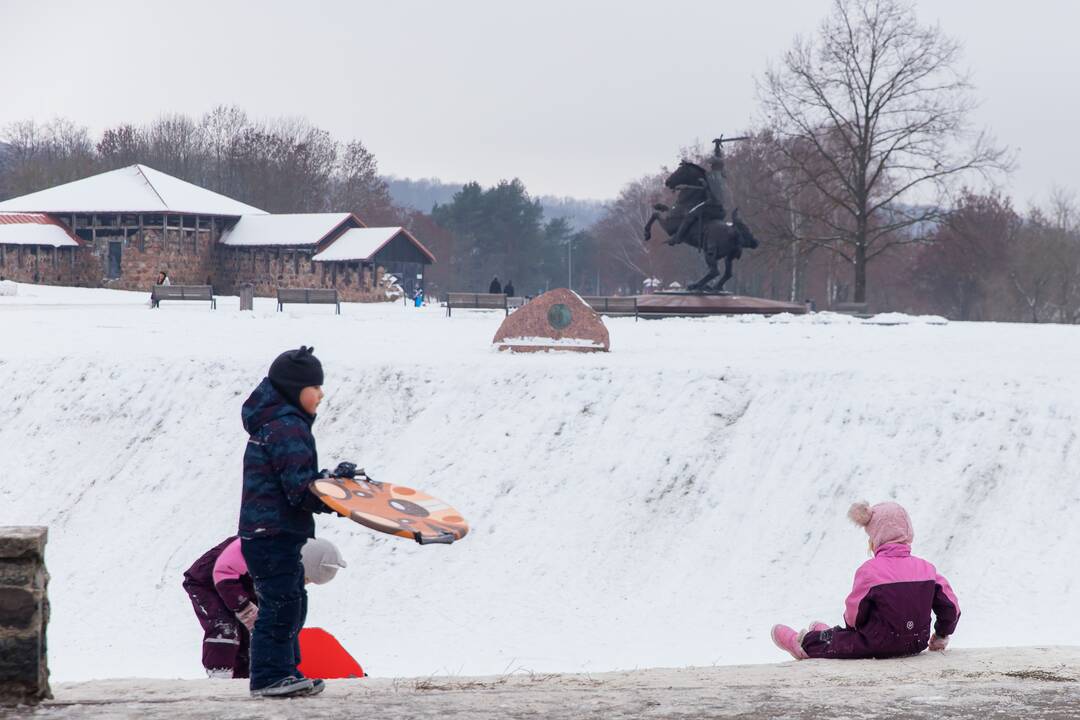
[643,212,660,242]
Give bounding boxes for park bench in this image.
[582,296,639,321]
[277,288,341,314]
[151,285,216,309]
[446,292,508,316]
[832,301,871,317]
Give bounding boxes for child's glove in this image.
[332,462,358,479]
[928,634,949,651]
[236,602,258,632]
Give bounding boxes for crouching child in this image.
[182,535,346,678]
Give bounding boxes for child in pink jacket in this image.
[772,501,960,660]
[182,536,346,678]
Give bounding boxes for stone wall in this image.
[0,245,98,287]
[91,226,220,292]
[0,527,50,706]
[0,224,218,292]
[214,246,388,302]
[0,221,402,302]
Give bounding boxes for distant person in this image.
[488,276,502,294]
[770,500,960,661]
[182,536,345,679]
[414,287,424,307]
[149,270,172,307]
[504,280,515,297]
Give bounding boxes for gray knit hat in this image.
[301,538,347,584]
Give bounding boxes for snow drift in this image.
[1,284,1078,680]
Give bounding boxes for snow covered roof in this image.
[219,213,356,247]
[0,165,268,216]
[0,213,80,247]
[313,227,436,263]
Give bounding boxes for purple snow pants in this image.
[801,625,928,660]
[183,579,250,678]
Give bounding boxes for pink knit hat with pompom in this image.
[848,501,914,548]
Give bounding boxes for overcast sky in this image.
[2,0,1077,204]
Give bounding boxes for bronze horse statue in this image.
[643,160,759,292]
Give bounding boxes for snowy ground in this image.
[1,282,1079,683]
[10,647,1080,719]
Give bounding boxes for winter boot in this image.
[808,621,830,633]
[771,624,809,660]
[250,676,314,698]
[300,678,326,696]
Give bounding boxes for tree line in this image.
[0,108,590,296]
[581,0,1080,323]
[2,0,1077,322]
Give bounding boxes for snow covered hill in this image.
[1,283,1078,681]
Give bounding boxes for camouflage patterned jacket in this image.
[238,377,328,539]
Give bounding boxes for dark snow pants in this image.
[183,580,250,678]
[241,534,308,691]
[801,625,927,660]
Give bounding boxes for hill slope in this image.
[1,284,1078,681]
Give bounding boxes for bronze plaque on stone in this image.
[492,288,610,353]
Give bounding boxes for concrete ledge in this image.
[11,647,1080,719]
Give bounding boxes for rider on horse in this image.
[664,140,731,248]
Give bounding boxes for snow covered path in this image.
[12,648,1080,719]
[2,283,1080,681]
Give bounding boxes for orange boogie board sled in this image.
[311,470,469,545]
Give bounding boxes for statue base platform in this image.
[636,292,807,317]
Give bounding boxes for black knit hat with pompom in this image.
[268,345,323,410]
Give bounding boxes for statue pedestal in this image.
[637,292,807,317]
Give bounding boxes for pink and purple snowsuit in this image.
[802,543,960,659]
[182,536,255,677]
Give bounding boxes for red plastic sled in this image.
[297,627,365,679]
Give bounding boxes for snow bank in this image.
[0,283,1078,682]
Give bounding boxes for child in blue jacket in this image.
[238,345,347,698]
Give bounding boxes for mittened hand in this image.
[928,634,949,651]
[333,462,358,479]
[236,603,258,631]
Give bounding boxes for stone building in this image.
[0,164,435,301]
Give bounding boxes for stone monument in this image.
[492,288,610,352]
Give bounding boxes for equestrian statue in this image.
[643,136,759,292]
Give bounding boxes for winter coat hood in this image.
[242,377,314,436]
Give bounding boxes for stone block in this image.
[0,559,37,588]
[0,635,42,685]
[0,527,47,560]
[493,288,610,353]
[0,588,37,628]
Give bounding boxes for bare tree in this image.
[760,0,1008,303]
[0,119,96,198]
[333,140,397,224]
[591,175,658,288]
[198,105,250,196]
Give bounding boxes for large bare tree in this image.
[760,0,1008,303]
